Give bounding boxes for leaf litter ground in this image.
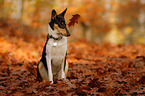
[0,21,145,95]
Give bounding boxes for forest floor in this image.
[0,21,145,96]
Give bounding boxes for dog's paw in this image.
[50,81,54,84]
[61,71,66,79]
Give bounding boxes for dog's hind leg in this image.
[64,61,69,77]
[38,61,48,82]
[63,55,69,78]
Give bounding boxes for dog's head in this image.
[49,8,70,37]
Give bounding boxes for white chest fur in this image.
[46,37,67,64]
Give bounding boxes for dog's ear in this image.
[51,9,57,20]
[60,8,67,17]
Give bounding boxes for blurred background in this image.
[0,0,145,44]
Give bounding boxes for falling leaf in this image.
[68,14,80,27]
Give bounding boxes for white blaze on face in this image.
[54,24,67,36]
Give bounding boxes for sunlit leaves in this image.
[0,21,145,95]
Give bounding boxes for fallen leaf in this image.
[25,87,33,94]
[139,76,145,84]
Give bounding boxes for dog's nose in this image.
[67,32,70,37]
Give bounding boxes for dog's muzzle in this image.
[65,27,70,37]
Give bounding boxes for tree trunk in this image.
[0,0,4,19]
[16,0,23,20]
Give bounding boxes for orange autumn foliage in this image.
[0,21,145,95]
[78,0,111,33]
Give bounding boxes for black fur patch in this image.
[37,35,50,82]
[40,34,51,70]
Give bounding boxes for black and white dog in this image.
[37,8,70,84]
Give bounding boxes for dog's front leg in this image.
[61,67,66,79]
[58,59,66,80]
[46,56,53,84]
